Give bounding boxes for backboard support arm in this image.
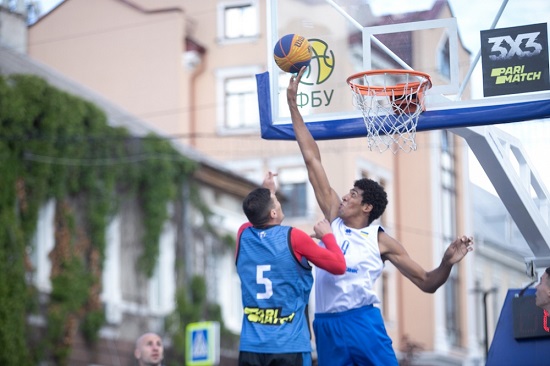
[451,125,550,277]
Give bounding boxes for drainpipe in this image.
[184,37,206,147]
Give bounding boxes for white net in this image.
[348,70,431,153]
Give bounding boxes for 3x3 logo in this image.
[487,32,543,61]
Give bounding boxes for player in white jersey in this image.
[287,67,474,366]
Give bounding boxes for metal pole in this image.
[457,0,510,99]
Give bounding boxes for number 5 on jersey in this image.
[256,265,273,299]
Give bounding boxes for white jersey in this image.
[315,217,384,313]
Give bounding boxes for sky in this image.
[34,0,550,197]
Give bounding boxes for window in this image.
[278,167,309,219]
[445,267,461,346]
[30,199,56,292]
[279,182,307,218]
[440,130,461,346]
[219,1,258,41]
[381,272,389,319]
[148,219,176,314]
[441,130,456,236]
[438,37,451,80]
[216,67,262,133]
[377,177,388,227]
[225,76,258,129]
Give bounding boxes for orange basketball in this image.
[273,34,312,73]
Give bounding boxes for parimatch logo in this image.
[481,23,549,97]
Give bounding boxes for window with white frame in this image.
[438,36,451,80]
[218,1,258,41]
[30,199,56,293]
[445,266,460,345]
[102,215,123,324]
[279,182,307,218]
[440,130,461,347]
[225,76,258,129]
[225,161,311,219]
[278,167,309,218]
[148,218,176,315]
[381,272,389,319]
[217,67,261,133]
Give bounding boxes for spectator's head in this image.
[134,332,164,366]
[535,267,550,312]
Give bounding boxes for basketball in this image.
[273,34,312,73]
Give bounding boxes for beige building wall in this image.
[29,0,190,137]
[28,0,477,363]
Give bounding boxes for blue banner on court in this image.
[185,321,220,366]
[481,23,550,97]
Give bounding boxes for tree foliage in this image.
[0,74,198,364]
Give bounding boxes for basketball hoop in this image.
[347,69,432,153]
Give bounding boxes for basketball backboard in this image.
[258,0,550,269]
[258,0,550,140]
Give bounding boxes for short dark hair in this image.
[242,188,273,227]
[546,267,550,277]
[354,178,388,225]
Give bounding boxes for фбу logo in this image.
[297,39,335,109]
[301,38,335,86]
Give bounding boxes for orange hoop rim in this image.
[347,69,432,96]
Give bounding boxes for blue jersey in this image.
[236,225,313,353]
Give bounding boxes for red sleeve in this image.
[235,222,252,261]
[290,229,346,275]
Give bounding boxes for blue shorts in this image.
[238,351,311,366]
[313,305,398,366]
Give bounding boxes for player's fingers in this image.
[297,66,306,80]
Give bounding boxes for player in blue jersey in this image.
[287,67,474,366]
[236,171,346,366]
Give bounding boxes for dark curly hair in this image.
[354,178,388,225]
[242,188,273,227]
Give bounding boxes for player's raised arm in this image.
[380,232,474,293]
[287,67,341,222]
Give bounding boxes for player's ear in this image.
[362,203,373,213]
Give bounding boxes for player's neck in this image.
[342,216,370,230]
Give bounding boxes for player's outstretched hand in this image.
[262,171,278,193]
[312,219,333,240]
[287,66,307,102]
[443,235,474,265]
